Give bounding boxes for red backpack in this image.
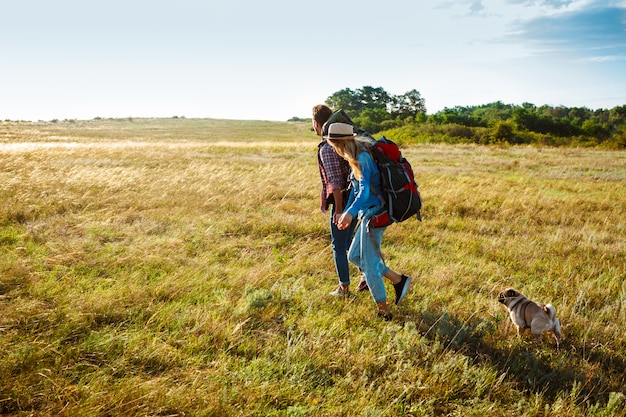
[368,136,422,228]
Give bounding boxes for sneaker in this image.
[393,275,412,305]
[377,311,393,321]
[329,286,352,297]
[356,279,369,292]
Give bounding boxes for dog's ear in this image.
[505,289,518,298]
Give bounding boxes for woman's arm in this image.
[337,152,375,230]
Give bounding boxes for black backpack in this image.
[368,136,422,228]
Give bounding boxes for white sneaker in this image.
[329,286,352,297]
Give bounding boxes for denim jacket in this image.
[345,149,383,219]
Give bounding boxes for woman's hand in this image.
[336,212,353,230]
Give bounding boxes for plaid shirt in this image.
[317,140,351,213]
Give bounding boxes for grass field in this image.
[1,118,625,416]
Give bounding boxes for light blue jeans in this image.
[348,208,390,303]
[330,204,356,287]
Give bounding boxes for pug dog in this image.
[498,288,562,346]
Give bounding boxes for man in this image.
[312,104,367,296]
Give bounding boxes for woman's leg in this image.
[348,221,388,304]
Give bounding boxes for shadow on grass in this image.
[402,308,626,407]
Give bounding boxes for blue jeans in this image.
[348,210,390,303]
[330,204,356,286]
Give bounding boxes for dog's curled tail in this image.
[544,304,557,319]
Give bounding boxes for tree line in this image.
[300,86,626,148]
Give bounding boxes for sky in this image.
[1,0,625,122]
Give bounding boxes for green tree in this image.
[357,86,391,111]
[609,105,626,124]
[326,88,359,114]
[326,86,391,118]
[512,106,537,131]
[353,108,392,134]
[493,120,515,142]
[582,119,606,138]
[390,89,426,119]
[325,86,625,146]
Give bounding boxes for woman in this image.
[324,122,412,320]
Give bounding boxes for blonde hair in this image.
[327,136,373,180]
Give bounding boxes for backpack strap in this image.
[360,144,386,206]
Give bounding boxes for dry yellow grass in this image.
[1,118,625,416]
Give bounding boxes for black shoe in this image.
[356,279,369,292]
[393,275,412,305]
[377,311,393,321]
